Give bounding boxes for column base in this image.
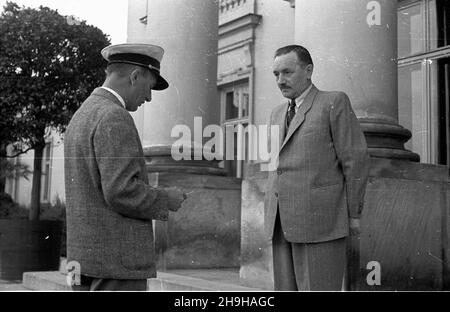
[359,118,420,162]
[144,145,226,176]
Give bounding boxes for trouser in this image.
[72,275,147,291]
[272,212,347,291]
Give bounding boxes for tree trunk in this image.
[29,141,45,220]
[0,142,6,194]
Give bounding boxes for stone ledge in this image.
[0,280,28,291]
[150,272,260,291]
[22,270,262,291]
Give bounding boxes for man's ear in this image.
[306,64,314,79]
[129,68,140,86]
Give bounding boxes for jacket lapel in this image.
[271,102,287,150]
[281,85,318,151]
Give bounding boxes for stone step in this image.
[0,280,29,291]
[22,269,262,291]
[151,271,260,291]
[23,271,70,291]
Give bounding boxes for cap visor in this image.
[153,75,169,91]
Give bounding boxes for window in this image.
[432,0,450,48]
[436,57,450,164]
[399,63,425,158]
[398,0,450,165]
[219,82,251,178]
[40,142,52,203]
[398,2,424,58]
[224,86,249,121]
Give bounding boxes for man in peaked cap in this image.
[64,43,186,291]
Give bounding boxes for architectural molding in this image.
[217,67,252,86]
[219,0,256,25]
[218,11,260,82]
[219,13,261,37]
[282,0,295,8]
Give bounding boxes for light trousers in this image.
[272,212,347,291]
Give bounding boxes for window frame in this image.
[218,74,254,178]
[40,140,53,204]
[398,0,450,165]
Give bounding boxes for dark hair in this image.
[106,63,151,78]
[274,45,313,66]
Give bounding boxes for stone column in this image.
[295,0,418,161]
[138,0,221,174]
[128,0,243,271]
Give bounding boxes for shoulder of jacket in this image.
[87,100,134,135]
[316,90,347,99]
[316,90,350,108]
[95,99,131,122]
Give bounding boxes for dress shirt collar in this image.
[293,83,313,110]
[100,86,127,109]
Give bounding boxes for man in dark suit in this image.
[265,45,370,291]
[64,43,185,291]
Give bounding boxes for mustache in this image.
[278,84,290,89]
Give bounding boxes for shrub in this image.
[41,196,67,257]
[0,192,28,219]
[0,192,67,257]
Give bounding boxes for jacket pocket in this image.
[120,221,154,270]
[311,180,341,189]
[306,183,343,222]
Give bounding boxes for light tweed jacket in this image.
[265,85,370,243]
[64,88,169,279]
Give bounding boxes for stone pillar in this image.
[127,0,242,270]
[139,0,221,173]
[291,0,450,290]
[295,0,418,161]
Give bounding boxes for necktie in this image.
[286,99,296,129]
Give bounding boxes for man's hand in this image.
[165,187,187,212]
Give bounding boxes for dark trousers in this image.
[272,212,347,291]
[72,275,147,291]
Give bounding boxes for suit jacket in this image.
[264,84,369,243]
[64,88,169,279]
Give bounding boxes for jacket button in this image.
[277,169,282,175]
[275,192,279,198]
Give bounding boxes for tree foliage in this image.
[0,2,110,218]
[0,1,110,150]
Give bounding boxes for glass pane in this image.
[398,63,427,162]
[44,164,50,201]
[225,91,239,120]
[242,92,249,118]
[225,131,238,177]
[398,3,424,58]
[429,0,450,49]
[45,143,51,161]
[433,57,450,165]
[429,0,439,49]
